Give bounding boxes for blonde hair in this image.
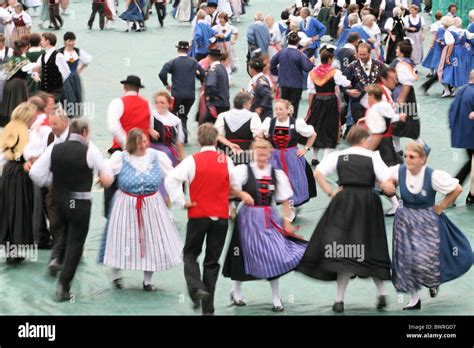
[453,17,462,28]
[470,10,474,21]
[362,14,376,26]
[250,138,272,151]
[405,141,427,159]
[348,13,359,26]
[275,99,294,117]
[409,4,419,12]
[126,128,147,154]
[11,102,37,125]
[441,16,453,28]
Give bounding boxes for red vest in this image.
[111,95,150,150]
[188,151,229,219]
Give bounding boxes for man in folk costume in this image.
[341,42,384,124]
[202,48,230,124]
[104,75,153,216]
[88,0,106,30]
[48,0,63,30]
[32,33,70,103]
[448,71,474,205]
[30,118,113,302]
[246,11,270,67]
[299,6,327,58]
[165,123,235,316]
[247,57,273,121]
[159,41,206,143]
[191,9,217,62]
[206,0,220,27]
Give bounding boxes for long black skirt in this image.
[0,160,34,246]
[0,78,29,122]
[297,187,391,281]
[392,86,420,139]
[304,94,340,149]
[378,136,403,166]
[60,73,83,117]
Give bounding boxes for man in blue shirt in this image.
[270,32,314,118]
[246,12,270,72]
[300,7,327,58]
[192,9,217,62]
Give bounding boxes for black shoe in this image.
[429,287,439,298]
[55,283,71,302]
[202,312,214,316]
[192,289,210,309]
[332,301,344,313]
[272,304,284,312]
[466,194,474,206]
[403,299,421,310]
[230,292,246,306]
[6,257,25,265]
[376,295,387,310]
[88,25,92,29]
[38,240,53,250]
[48,258,63,277]
[311,159,320,167]
[112,278,123,289]
[143,282,157,292]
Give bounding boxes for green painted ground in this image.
[0,0,472,315]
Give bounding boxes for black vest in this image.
[41,50,63,93]
[242,164,277,206]
[51,140,93,193]
[269,117,299,148]
[336,154,376,187]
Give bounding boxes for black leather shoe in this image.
[429,287,439,298]
[376,295,387,310]
[466,194,474,206]
[48,258,63,277]
[332,301,344,313]
[272,305,284,312]
[403,299,421,310]
[192,289,211,309]
[38,241,53,250]
[230,292,246,306]
[55,283,71,302]
[143,282,157,292]
[112,278,123,289]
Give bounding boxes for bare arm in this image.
[434,184,463,214]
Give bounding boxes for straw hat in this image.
[0,119,29,161]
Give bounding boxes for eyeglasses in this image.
[404,155,419,159]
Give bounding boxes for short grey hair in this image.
[50,106,69,121]
[392,6,402,18]
[233,91,252,110]
[69,117,89,136]
[349,13,359,26]
[198,123,218,146]
[254,12,264,21]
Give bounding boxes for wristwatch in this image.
[305,147,311,152]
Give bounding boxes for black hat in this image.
[176,41,190,50]
[249,57,265,70]
[207,48,222,57]
[120,75,144,88]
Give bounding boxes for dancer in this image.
[402,4,425,65]
[11,3,31,43]
[247,57,273,121]
[102,128,183,291]
[120,0,145,32]
[0,33,13,125]
[25,33,42,96]
[222,138,307,311]
[48,0,63,30]
[305,46,351,166]
[191,9,216,61]
[165,123,235,316]
[212,12,239,74]
[262,99,317,221]
[383,6,404,65]
[299,6,326,58]
[174,0,193,23]
[297,126,395,313]
[154,0,167,27]
[88,0,106,30]
[389,141,473,310]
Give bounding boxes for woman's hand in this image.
[230,143,243,154]
[283,219,295,234]
[434,204,444,215]
[239,191,255,206]
[149,128,160,140]
[296,148,308,157]
[469,112,474,120]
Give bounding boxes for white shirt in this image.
[214,108,262,138]
[151,110,185,144]
[23,114,52,161]
[307,68,351,94]
[231,162,293,203]
[261,117,315,138]
[396,60,417,86]
[365,100,397,134]
[429,20,442,33]
[164,146,235,210]
[61,48,93,66]
[107,91,153,149]
[108,148,173,176]
[389,164,459,195]
[402,15,425,29]
[29,134,110,188]
[35,47,71,82]
[444,28,455,45]
[317,146,390,181]
[13,12,32,27]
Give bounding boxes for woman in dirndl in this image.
[212,12,239,73]
[262,99,317,221]
[305,46,350,166]
[223,139,308,311]
[11,3,32,44]
[297,126,394,313]
[120,0,145,31]
[384,6,405,65]
[402,4,425,65]
[421,11,443,76]
[390,141,473,310]
[102,128,183,291]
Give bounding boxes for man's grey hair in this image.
[254,12,264,21]
[69,117,89,135]
[51,105,69,121]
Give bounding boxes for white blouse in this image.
[389,164,459,195]
[262,117,315,138]
[214,108,262,138]
[317,146,391,181]
[108,148,173,177]
[13,12,32,27]
[62,48,93,66]
[151,111,185,144]
[307,68,351,94]
[396,61,417,86]
[231,162,294,203]
[365,100,397,134]
[402,15,425,29]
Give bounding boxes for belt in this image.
[70,191,92,200]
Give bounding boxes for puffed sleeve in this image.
[154,149,174,177]
[384,18,394,31]
[79,48,93,65]
[108,150,123,176]
[295,118,315,137]
[431,170,459,195]
[396,62,415,86]
[214,113,226,136]
[274,169,294,202]
[230,164,249,191]
[261,117,271,137]
[316,151,339,176]
[307,73,316,94]
[388,164,400,182]
[372,151,391,181]
[334,69,351,87]
[444,30,455,45]
[250,113,263,138]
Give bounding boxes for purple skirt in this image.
[238,205,307,279]
[271,147,314,206]
[150,143,179,198]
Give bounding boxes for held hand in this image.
[356,117,366,126]
[166,85,172,92]
[230,143,243,154]
[99,174,114,188]
[255,107,263,115]
[283,219,295,234]
[399,113,407,122]
[330,186,342,198]
[184,201,197,209]
[469,112,474,120]
[165,196,172,208]
[149,129,160,140]
[23,161,32,173]
[239,191,255,206]
[434,204,443,215]
[296,148,307,157]
[347,89,361,98]
[381,181,396,197]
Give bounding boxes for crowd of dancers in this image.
[0,0,473,315]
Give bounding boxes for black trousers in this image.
[280,86,303,118]
[49,4,63,29]
[33,186,50,246]
[88,3,105,30]
[203,105,229,124]
[455,149,473,185]
[155,2,166,26]
[350,104,366,124]
[184,218,228,314]
[103,178,118,218]
[54,194,92,291]
[47,187,64,261]
[172,97,195,143]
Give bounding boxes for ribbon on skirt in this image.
[251,205,303,240]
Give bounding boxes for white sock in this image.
[443,84,451,94]
[111,268,122,281]
[312,148,319,160]
[232,281,243,301]
[407,291,420,307]
[322,148,334,159]
[336,272,351,302]
[269,279,282,307]
[373,278,386,296]
[143,271,153,285]
[393,137,402,153]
